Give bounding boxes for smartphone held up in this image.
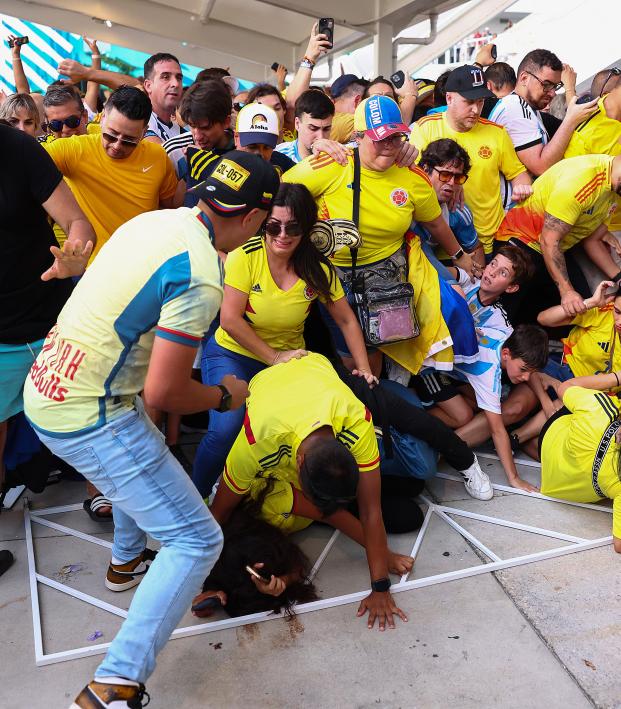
[317,17,334,48]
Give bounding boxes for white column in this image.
[373,21,394,78]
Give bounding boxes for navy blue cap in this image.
[330,74,362,99]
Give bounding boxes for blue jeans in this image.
[192,338,266,497]
[36,406,223,684]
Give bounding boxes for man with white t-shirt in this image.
[488,49,597,205]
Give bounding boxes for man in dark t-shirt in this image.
[0,122,95,486]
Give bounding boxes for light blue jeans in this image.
[36,406,223,684]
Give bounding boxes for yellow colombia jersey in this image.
[410,113,526,250]
[564,95,621,230]
[24,207,223,437]
[562,304,621,379]
[43,134,178,261]
[330,112,355,144]
[283,152,441,266]
[541,386,621,538]
[222,353,380,531]
[215,236,344,360]
[496,154,616,254]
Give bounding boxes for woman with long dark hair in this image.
[192,182,375,497]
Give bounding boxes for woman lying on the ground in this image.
[191,498,318,618]
[522,371,621,552]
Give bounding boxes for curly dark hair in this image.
[203,491,317,617]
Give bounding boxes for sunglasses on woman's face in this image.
[47,115,82,132]
[265,220,302,237]
[433,167,468,185]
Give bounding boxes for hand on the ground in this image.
[311,139,350,165]
[394,141,418,167]
[306,22,332,63]
[219,374,249,409]
[272,349,308,365]
[191,590,227,618]
[357,591,408,630]
[41,240,93,281]
[564,95,598,126]
[560,289,587,317]
[454,251,483,281]
[388,551,414,575]
[352,368,379,388]
[57,58,89,83]
[585,279,616,308]
[249,563,286,596]
[511,183,533,202]
[509,475,539,493]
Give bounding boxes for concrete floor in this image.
[1,450,619,709]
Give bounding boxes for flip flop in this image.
[83,495,113,521]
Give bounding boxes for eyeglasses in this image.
[600,67,621,97]
[233,102,245,112]
[47,115,82,132]
[374,133,407,148]
[101,132,141,148]
[433,167,468,185]
[265,220,302,237]
[525,71,563,93]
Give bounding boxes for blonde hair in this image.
[0,93,41,132]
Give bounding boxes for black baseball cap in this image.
[191,150,279,217]
[330,73,362,99]
[445,65,495,99]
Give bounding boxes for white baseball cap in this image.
[235,102,279,148]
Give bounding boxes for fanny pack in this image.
[349,148,419,346]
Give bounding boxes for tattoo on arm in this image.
[543,212,572,235]
[550,241,570,288]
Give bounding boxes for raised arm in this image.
[82,37,101,114]
[57,59,141,89]
[285,22,332,112]
[538,279,615,327]
[8,35,30,94]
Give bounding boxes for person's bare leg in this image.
[428,395,475,428]
[521,438,540,460]
[511,409,547,444]
[456,383,539,448]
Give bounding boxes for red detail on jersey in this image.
[223,465,247,494]
[416,114,443,125]
[358,456,380,470]
[243,410,256,444]
[310,154,336,170]
[390,188,408,207]
[365,406,372,421]
[408,164,433,186]
[245,301,256,314]
[575,172,606,203]
[477,117,503,128]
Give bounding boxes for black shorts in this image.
[412,371,461,406]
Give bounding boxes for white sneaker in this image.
[459,456,493,500]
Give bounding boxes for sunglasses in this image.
[101,132,141,148]
[433,167,468,185]
[47,115,82,132]
[525,70,563,93]
[374,133,407,148]
[233,102,245,112]
[600,67,621,97]
[265,220,302,237]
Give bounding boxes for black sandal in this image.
[83,495,113,521]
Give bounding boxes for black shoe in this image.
[0,550,15,578]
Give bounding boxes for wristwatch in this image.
[371,577,391,593]
[451,248,465,261]
[216,384,232,413]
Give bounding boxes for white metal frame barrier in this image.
[24,467,613,667]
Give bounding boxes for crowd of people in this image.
[1,18,621,709]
